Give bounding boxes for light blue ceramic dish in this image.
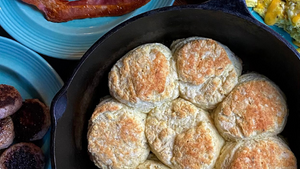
[0,0,175,59]
[0,36,63,169]
[248,7,298,49]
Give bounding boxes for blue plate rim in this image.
[0,0,175,60]
[0,36,63,169]
[0,36,64,86]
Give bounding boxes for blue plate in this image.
[0,36,63,169]
[0,0,175,60]
[248,7,298,49]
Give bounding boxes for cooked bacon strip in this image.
[21,0,151,22]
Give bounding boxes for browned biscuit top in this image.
[91,102,144,144]
[177,39,231,85]
[109,43,179,113]
[88,97,149,168]
[230,138,296,168]
[172,122,215,169]
[110,47,169,102]
[219,79,286,138]
[90,100,120,119]
[94,113,142,147]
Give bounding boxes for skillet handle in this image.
[199,0,254,20]
[50,87,68,169]
[51,87,68,124]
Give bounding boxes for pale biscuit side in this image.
[108,43,179,113]
[172,121,224,169]
[88,97,149,169]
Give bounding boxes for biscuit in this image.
[142,152,170,169]
[87,96,149,169]
[213,73,288,141]
[137,156,170,169]
[0,84,22,119]
[108,43,179,113]
[171,37,242,110]
[146,98,224,169]
[215,137,297,169]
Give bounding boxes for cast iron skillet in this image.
[51,0,300,168]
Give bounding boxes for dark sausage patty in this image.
[0,84,22,119]
[12,99,50,141]
[0,142,44,169]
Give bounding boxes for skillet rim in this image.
[50,4,300,169]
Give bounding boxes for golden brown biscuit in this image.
[215,137,297,169]
[171,37,242,110]
[213,73,288,141]
[0,84,22,119]
[87,96,149,169]
[146,98,224,169]
[108,43,179,113]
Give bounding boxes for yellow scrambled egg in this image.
[247,0,300,48]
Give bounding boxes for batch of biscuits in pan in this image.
[87,37,297,169]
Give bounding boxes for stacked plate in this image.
[0,36,63,169]
[0,0,175,59]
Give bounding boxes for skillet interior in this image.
[51,3,300,169]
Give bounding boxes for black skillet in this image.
[50,0,300,168]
